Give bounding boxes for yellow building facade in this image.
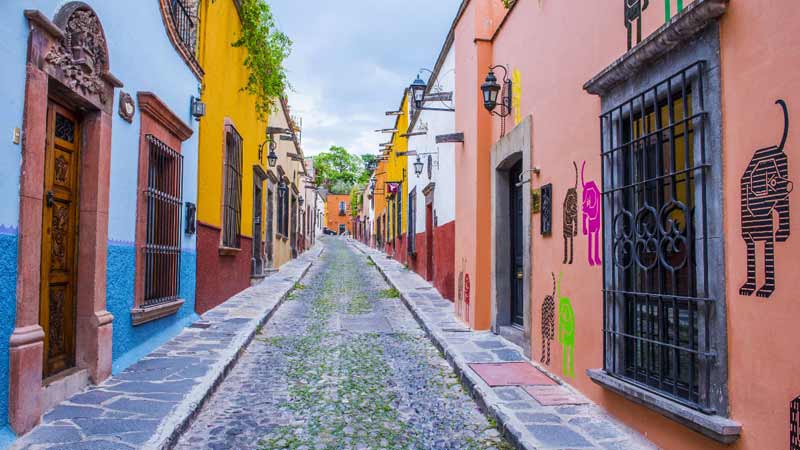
[384,92,410,255]
[194,0,270,313]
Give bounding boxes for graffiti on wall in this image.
[557,273,575,377]
[563,163,578,264]
[792,395,800,450]
[541,184,553,235]
[664,0,684,22]
[581,161,602,266]
[540,272,556,366]
[512,69,522,127]
[625,0,649,50]
[740,100,792,299]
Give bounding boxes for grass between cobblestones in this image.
[258,241,512,450]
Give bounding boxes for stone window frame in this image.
[582,0,740,443]
[131,93,193,326]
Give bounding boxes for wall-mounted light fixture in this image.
[410,70,455,112]
[299,196,305,207]
[259,126,291,168]
[413,155,424,176]
[190,96,206,121]
[278,180,288,198]
[481,65,513,135]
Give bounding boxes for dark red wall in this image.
[404,220,455,301]
[196,222,253,314]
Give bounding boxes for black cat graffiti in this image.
[792,395,800,450]
[625,0,649,50]
[740,100,793,299]
[540,272,555,366]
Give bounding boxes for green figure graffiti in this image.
[557,273,575,378]
[665,0,684,22]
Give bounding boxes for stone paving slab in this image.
[12,247,322,450]
[349,239,659,450]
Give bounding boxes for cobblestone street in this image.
[175,238,513,450]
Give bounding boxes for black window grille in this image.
[408,189,416,254]
[143,135,183,307]
[339,201,346,216]
[601,61,716,413]
[222,125,243,248]
[168,0,198,61]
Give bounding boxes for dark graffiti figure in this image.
[563,162,578,264]
[740,100,793,299]
[625,0,649,50]
[540,272,556,366]
[791,395,800,450]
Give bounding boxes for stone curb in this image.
[154,247,321,450]
[348,241,533,450]
[11,246,322,450]
[350,239,656,450]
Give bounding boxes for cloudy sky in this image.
[270,0,462,156]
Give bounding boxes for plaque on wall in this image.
[541,183,552,236]
[119,92,135,123]
[531,188,541,214]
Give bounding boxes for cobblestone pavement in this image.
[352,240,658,450]
[12,250,317,450]
[175,238,513,450]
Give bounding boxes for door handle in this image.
[46,191,55,208]
[516,271,524,279]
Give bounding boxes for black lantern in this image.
[410,74,427,109]
[278,180,288,198]
[267,142,278,168]
[299,196,305,207]
[413,155,424,176]
[481,65,511,118]
[191,96,206,121]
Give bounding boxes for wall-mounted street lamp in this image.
[481,65,512,117]
[481,65,512,135]
[413,155,424,176]
[278,180,288,198]
[299,196,305,207]
[259,126,291,168]
[190,96,206,121]
[409,70,454,112]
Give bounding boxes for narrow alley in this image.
[175,238,512,450]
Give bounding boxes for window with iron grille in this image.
[281,190,290,236]
[339,201,346,216]
[143,135,184,307]
[408,189,416,254]
[222,125,243,248]
[600,61,720,413]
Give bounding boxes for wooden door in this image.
[40,102,80,378]
[265,189,274,267]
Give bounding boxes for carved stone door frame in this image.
[12,3,122,434]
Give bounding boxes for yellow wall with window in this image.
[385,92,409,240]
[196,0,268,233]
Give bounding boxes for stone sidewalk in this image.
[350,240,658,450]
[12,246,322,450]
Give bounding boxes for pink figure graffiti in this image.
[582,161,602,266]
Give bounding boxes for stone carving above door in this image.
[46,7,109,103]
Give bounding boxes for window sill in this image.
[218,246,241,256]
[131,298,185,326]
[587,369,741,444]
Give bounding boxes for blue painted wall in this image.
[0,0,201,434]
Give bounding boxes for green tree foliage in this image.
[233,0,292,118]
[313,146,374,194]
[350,185,365,217]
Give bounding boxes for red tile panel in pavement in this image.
[523,385,589,406]
[469,362,557,387]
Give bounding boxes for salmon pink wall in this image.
[475,0,799,449]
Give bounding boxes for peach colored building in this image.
[325,194,352,235]
[449,0,800,449]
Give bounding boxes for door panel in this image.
[510,161,524,327]
[266,189,274,267]
[252,181,263,276]
[41,103,80,378]
[426,204,434,281]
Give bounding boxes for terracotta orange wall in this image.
[476,0,799,449]
[453,0,507,329]
[325,194,352,234]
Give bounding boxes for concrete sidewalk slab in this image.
[350,239,658,450]
[12,246,322,450]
